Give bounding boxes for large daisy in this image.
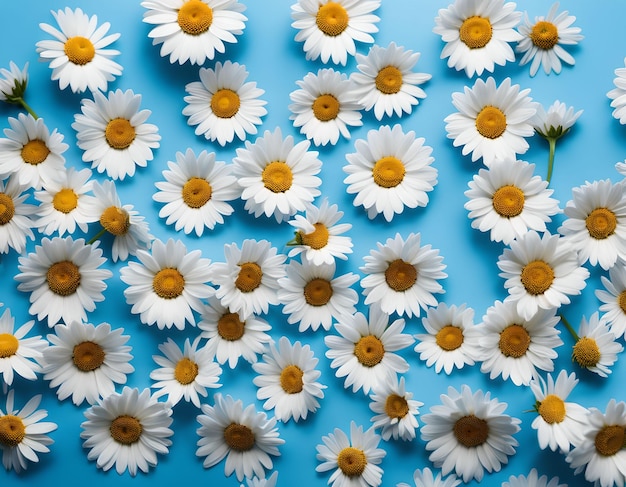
[608,57,626,124]
[0,176,36,254]
[596,263,626,339]
[368,375,422,441]
[397,467,461,487]
[571,312,623,378]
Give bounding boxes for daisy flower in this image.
[196,393,284,482]
[516,2,583,77]
[233,127,322,223]
[433,0,522,78]
[0,176,36,254]
[252,336,326,422]
[289,68,363,147]
[142,0,247,65]
[344,124,438,222]
[277,259,359,332]
[290,0,381,66]
[15,236,112,327]
[608,57,626,124]
[80,387,173,476]
[359,232,447,318]
[119,238,213,330]
[242,471,278,487]
[444,77,537,166]
[596,263,626,339]
[397,467,461,487]
[414,303,479,375]
[369,375,422,441]
[0,390,57,473]
[36,7,123,93]
[211,239,286,318]
[497,230,589,321]
[502,469,566,487]
[153,149,238,236]
[183,60,267,146]
[421,385,521,483]
[72,89,161,181]
[0,61,35,118]
[569,312,623,378]
[324,305,413,394]
[558,179,626,270]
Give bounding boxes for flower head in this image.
[369,375,422,441]
[596,263,626,339]
[608,56,626,124]
[571,312,623,378]
[0,176,36,254]
[532,100,582,140]
[0,61,29,105]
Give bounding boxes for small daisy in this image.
[421,385,521,483]
[497,230,590,321]
[0,176,37,254]
[81,386,173,476]
[72,89,161,181]
[369,375,422,441]
[596,263,626,339]
[0,390,57,473]
[119,238,213,330]
[277,259,359,332]
[252,336,326,422]
[142,0,247,65]
[183,60,267,146]
[233,127,322,223]
[211,239,286,318]
[324,305,413,394]
[570,312,623,378]
[196,393,284,482]
[291,0,381,66]
[414,303,479,375]
[397,467,461,487]
[516,2,583,77]
[608,57,626,124]
[360,232,447,318]
[36,7,123,93]
[502,469,567,487]
[344,124,438,222]
[289,68,363,147]
[0,61,34,117]
[15,236,112,327]
[0,113,68,190]
[241,471,279,487]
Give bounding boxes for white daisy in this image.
[291,0,381,66]
[241,471,279,487]
[119,238,213,330]
[0,61,33,117]
[252,336,326,423]
[324,305,413,394]
[289,68,363,147]
[0,176,36,254]
[344,124,438,222]
[211,239,286,318]
[142,0,247,65]
[516,2,583,77]
[421,385,521,483]
[196,393,284,482]
[80,386,173,476]
[571,312,623,378]
[183,60,267,146]
[233,127,322,223]
[360,232,447,318]
[444,77,537,166]
[497,230,590,321]
[433,0,522,78]
[277,259,359,333]
[369,375,421,441]
[596,263,626,339]
[153,148,239,236]
[0,390,57,473]
[464,158,561,245]
[15,236,112,327]
[414,303,479,375]
[36,7,123,93]
[533,99,583,140]
[608,57,626,124]
[397,467,461,487]
[502,468,567,487]
[72,89,161,181]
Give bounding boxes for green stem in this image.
[559,314,580,342]
[546,137,556,184]
[87,227,107,245]
[18,98,38,119]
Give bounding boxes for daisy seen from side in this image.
[0,61,35,117]
[502,468,567,487]
[596,262,626,339]
[241,471,278,487]
[0,176,36,254]
[570,312,623,378]
[397,467,461,487]
[608,57,626,124]
[369,375,422,442]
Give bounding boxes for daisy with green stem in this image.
[0,62,38,119]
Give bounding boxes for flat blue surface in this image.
[1,1,626,486]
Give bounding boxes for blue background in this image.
[1,1,626,486]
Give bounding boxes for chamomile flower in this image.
[369,376,422,441]
[119,238,213,330]
[502,469,567,487]
[72,89,161,181]
[289,68,363,147]
[0,61,33,116]
[142,0,247,65]
[444,77,537,166]
[571,312,623,378]
[153,148,239,235]
[291,0,381,66]
[497,230,589,321]
[0,176,36,254]
[596,263,626,339]
[277,259,359,332]
[532,100,583,140]
[42,320,134,406]
[344,124,437,222]
[360,232,446,318]
[36,7,123,93]
[183,60,267,146]
[196,393,284,482]
[421,385,521,483]
[433,0,522,78]
[80,387,173,476]
[242,471,279,487]
[15,236,112,327]
[397,467,461,487]
[324,305,413,394]
[464,158,561,245]
[233,127,322,223]
[608,57,626,124]
[252,336,326,423]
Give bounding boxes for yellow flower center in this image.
[47,260,81,296]
[435,325,464,351]
[619,290,626,315]
[595,425,626,457]
[459,16,493,49]
[373,156,406,188]
[299,223,330,250]
[211,89,240,119]
[177,0,213,36]
[304,278,334,306]
[530,21,559,50]
[475,105,507,139]
[537,394,566,424]
[182,177,212,208]
[73,341,105,372]
[499,324,531,358]
[385,393,409,419]
[0,415,25,447]
[217,312,245,341]
[21,139,50,165]
[520,260,554,295]
[100,206,130,236]
[375,66,403,95]
[312,94,340,122]
[0,193,15,225]
[492,185,525,218]
[316,2,349,37]
[262,161,293,193]
[454,414,489,447]
[280,364,304,394]
[354,335,384,367]
[337,447,367,477]
[235,262,263,293]
[572,336,601,368]
[174,357,199,385]
[385,259,417,292]
[110,415,142,445]
[64,36,96,65]
[223,423,255,451]
[586,208,617,240]
[0,333,18,358]
[53,188,79,214]
[153,268,185,299]
[105,118,136,150]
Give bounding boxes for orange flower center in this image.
[385,259,417,291]
[73,341,105,371]
[475,105,507,139]
[177,0,213,35]
[373,156,405,188]
[110,415,142,445]
[316,2,349,37]
[235,262,263,293]
[530,21,559,50]
[572,337,601,368]
[262,161,293,193]
[64,36,96,65]
[375,66,403,95]
[595,425,626,457]
[385,393,409,419]
[153,268,185,299]
[211,89,240,119]
[21,139,50,165]
[0,193,15,225]
[499,324,530,358]
[223,423,255,451]
[182,177,212,208]
[520,260,554,295]
[492,185,525,218]
[299,223,330,250]
[105,118,136,150]
[337,447,367,477]
[100,206,130,236]
[53,188,79,214]
[312,94,340,121]
[217,312,245,341]
[304,278,333,306]
[0,333,18,358]
[537,394,566,424]
[175,357,199,385]
[435,325,464,351]
[453,414,489,447]
[459,16,493,49]
[47,260,81,296]
[0,415,25,447]
[280,365,304,394]
[354,335,384,367]
[586,208,617,240]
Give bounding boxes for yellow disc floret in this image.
[385,259,417,292]
[0,415,26,447]
[100,206,130,236]
[595,425,626,457]
[110,415,142,445]
[385,394,409,419]
[336,447,367,477]
[64,36,96,65]
[586,207,617,240]
[304,278,333,306]
[354,335,384,367]
[280,364,304,394]
[372,156,405,188]
[537,394,566,424]
[262,161,293,193]
[453,414,489,447]
[375,66,403,95]
[152,268,185,299]
[21,139,50,165]
[572,336,601,368]
[182,177,212,208]
[53,188,79,214]
[47,260,81,296]
[105,118,136,150]
[530,21,559,50]
[223,423,255,451]
[177,0,213,36]
[499,324,531,358]
[492,185,525,218]
[316,2,349,37]
[0,193,15,225]
[211,89,240,119]
[73,341,105,372]
[520,260,554,295]
[312,94,340,121]
[475,105,507,139]
[459,16,493,49]
[435,325,464,351]
[0,333,18,359]
[174,357,199,385]
[299,223,330,250]
[217,312,245,341]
